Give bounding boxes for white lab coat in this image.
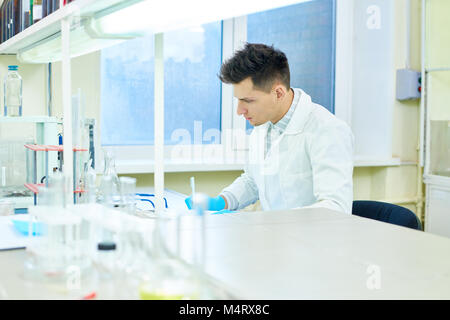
[222,88,354,214]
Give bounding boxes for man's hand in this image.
[185,195,227,211]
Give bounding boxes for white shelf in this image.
[0,0,305,62]
[0,0,132,55]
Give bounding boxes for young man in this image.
[186,43,354,214]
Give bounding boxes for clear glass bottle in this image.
[4,65,23,117]
[96,241,119,299]
[97,241,117,276]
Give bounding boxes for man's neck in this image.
[271,88,294,124]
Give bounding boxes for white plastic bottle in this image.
[4,65,23,117]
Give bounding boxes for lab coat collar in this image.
[269,87,299,133]
[283,88,313,135]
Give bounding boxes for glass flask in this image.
[138,205,203,300]
[98,150,120,205]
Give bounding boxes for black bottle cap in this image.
[97,241,116,251]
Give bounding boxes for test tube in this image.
[86,167,97,204]
[116,176,137,275]
[191,193,208,271]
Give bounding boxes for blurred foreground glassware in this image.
[137,205,205,300]
[139,258,199,300]
[24,173,89,285]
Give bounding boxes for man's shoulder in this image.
[306,102,341,125]
[304,103,352,137]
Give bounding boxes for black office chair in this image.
[352,200,422,231]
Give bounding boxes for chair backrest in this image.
[352,200,422,230]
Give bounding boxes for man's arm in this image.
[307,121,354,214]
[220,169,259,211]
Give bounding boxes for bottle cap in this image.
[97,241,116,251]
[8,65,18,71]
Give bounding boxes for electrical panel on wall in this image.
[396,68,421,101]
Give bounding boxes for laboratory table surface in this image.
[1,207,450,299]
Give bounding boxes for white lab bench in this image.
[1,207,450,299]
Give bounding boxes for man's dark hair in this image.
[219,43,290,92]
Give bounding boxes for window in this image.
[99,0,338,172]
[101,22,223,146]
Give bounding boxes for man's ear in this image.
[273,84,287,100]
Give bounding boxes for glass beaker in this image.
[119,176,136,214]
[47,171,67,207]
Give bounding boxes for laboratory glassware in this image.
[96,241,117,276]
[4,65,22,117]
[99,175,114,208]
[95,241,119,299]
[85,162,97,204]
[98,150,120,204]
[0,140,32,198]
[138,205,204,300]
[119,176,136,214]
[0,199,14,215]
[25,174,88,282]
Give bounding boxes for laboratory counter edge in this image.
[1,207,450,299]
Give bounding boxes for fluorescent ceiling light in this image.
[17,23,127,63]
[92,0,309,36]
[17,0,308,63]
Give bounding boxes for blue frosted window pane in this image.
[246,0,336,131]
[101,22,222,146]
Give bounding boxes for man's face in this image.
[233,77,279,126]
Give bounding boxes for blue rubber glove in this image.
[185,195,226,211]
[185,196,193,209]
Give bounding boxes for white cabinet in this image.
[425,177,450,237]
[422,0,450,237]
